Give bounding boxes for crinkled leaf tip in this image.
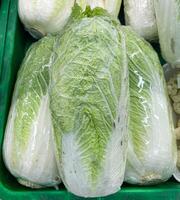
[69,3,119,27]
[71,3,111,20]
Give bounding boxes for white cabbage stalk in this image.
[50,7,128,198]
[123,27,177,185]
[124,0,158,41]
[18,0,122,39]
[3,36,60,188]
[18,0,75,38]
[76,0,122,17]
[154,0,180,67]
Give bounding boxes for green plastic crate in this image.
[0,0,180,199]
[0,0,9,85]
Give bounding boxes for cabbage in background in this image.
[124,0,158,41]
[18,0,75,39]
[154,0,180,67]
[18,0,122,39]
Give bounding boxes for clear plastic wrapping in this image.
[124,0,158,41]
[18,0,75,38]
[3,36,60,188]
[154,0,180,66]
[50,7,129,198]
[123,27,177,185]
[18,0,122,39]
[76,0,122,17]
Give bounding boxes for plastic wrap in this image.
[3,36,60,188]
[18,0,122,39]
[123,27,177,185]
[18,0,75,38]
[50,7,129,198]
[154,0,180,66]
[163,64,180,182]
[76,0,122,17]
[124,0,158,41]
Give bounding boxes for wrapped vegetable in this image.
[50,6,129,197]
[123,27,177,185]
[124,0,158,41]
[18,0,75,39]
[76,0,122,17]
[18,0,122,39]
[154,0,180,66]
[3,36,60,188]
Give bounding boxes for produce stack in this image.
[2,0,180,198]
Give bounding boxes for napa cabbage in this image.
[124,0,158,41]
[50,6,129,197]
[3,36,60,188]
[18,0,122,39]
[123,27,177,185]
[154,0,180,66]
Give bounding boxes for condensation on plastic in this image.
[154,0,180,67]
[163,63,180,182]
[124,28,177,185]
[2,37,61,188]
[124,0,158,41]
